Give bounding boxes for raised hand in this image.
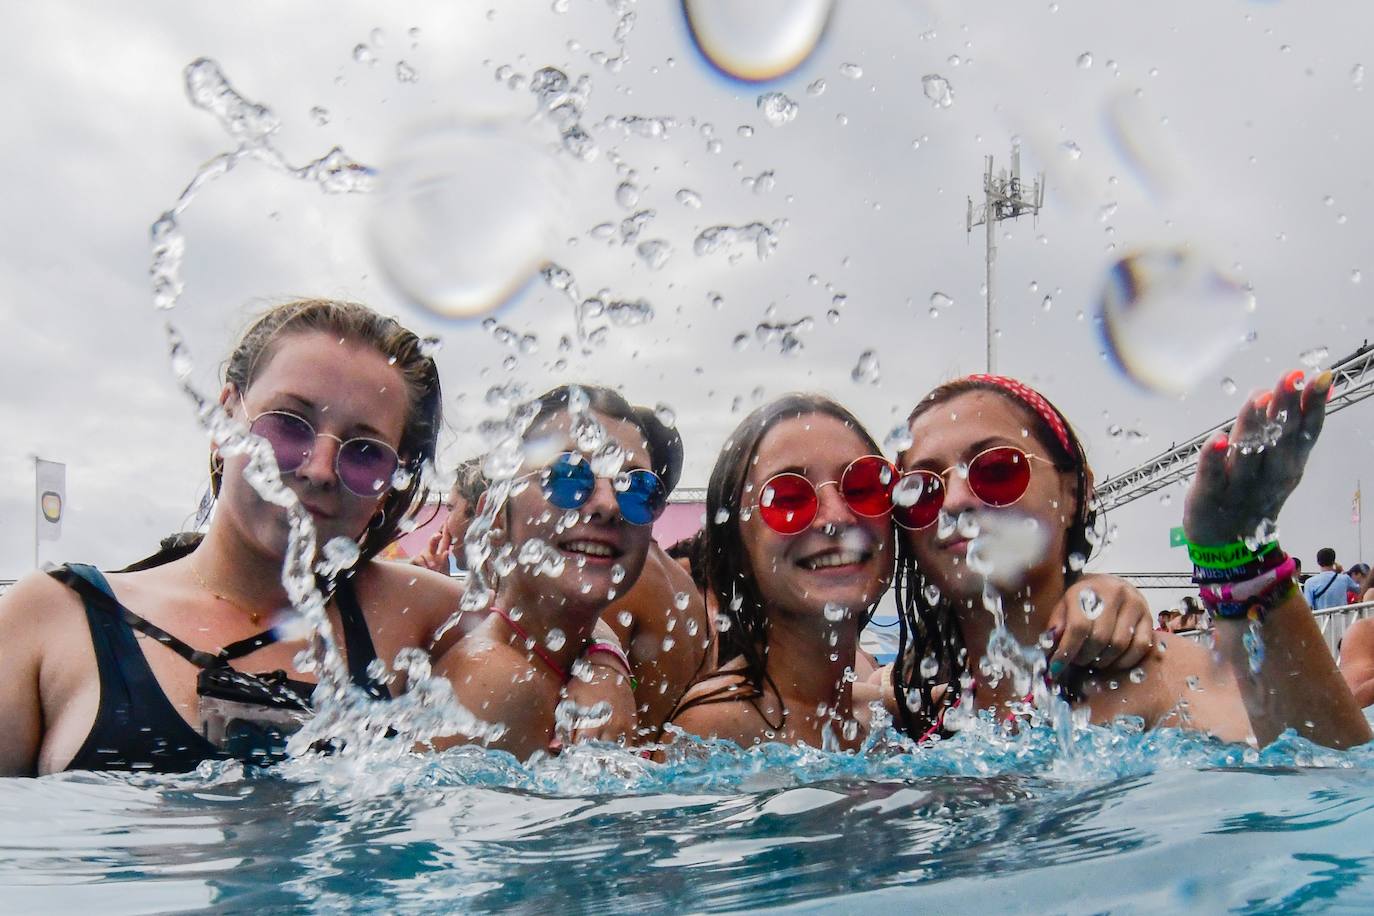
[1184,369,1332,546]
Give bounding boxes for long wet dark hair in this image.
[672,393,893,729]
[892,377,1096,739]
[213,298,443,564]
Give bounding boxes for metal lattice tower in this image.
[1094,341,1374,513]
[967,145,1045,373]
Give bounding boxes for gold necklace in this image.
[190,561,264,626]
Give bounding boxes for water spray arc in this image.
[966,145,1045,374]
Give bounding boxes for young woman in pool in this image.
[0,301,629,776]
[892,372,1370,749]
[666,394,1157,751]
[432,385,680,760]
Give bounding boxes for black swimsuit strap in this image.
[49,567,276,669]
[334,575,389,699]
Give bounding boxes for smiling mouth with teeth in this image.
[560,539,622,559]
[798,549,870,570]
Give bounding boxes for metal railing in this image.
[1178,601,1374,659]
[0,579,12,597]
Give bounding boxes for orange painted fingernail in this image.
[1255,391,1273,409]
[1283,370,1304,392]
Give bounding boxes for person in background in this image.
[1175,596,1207,633]
[1347,563,1370,601]
[1303,548,1360,610]
[1156,609,1180,633]
[412,457,488,575]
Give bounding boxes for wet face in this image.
[739,412,894,623]
[219,331,409,558]
[900,391,1078,602]
[500,410,657,616]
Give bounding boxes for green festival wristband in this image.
[1185,538,1280,570]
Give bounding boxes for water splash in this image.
[1098,247,1253,395]
[694,222,780,260]
[921,74,954,109]
[682,0,834,83]
[851,350,881,385]
[757,91,799,126]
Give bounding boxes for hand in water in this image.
[559,657,637,748]
[1184,370,1332,546]
[1046,575,1155,678]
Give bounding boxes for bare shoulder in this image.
[355,559,464,648]
[1081,631,1247,739]
[668,660,776,745]
[1340,618,1374,660]
[0,569,87,642]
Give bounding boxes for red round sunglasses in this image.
[891,445,1047,530]
[753,455,897,535]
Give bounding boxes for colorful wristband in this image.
[1186,537,1279,571]
[1199,555,1296,620]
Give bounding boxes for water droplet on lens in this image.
[545,628,567,651]
[1076,51,1093,69]
[636,239,673,270]
[823,602,848,622]
[615,180,640,209]
[682,0,834,82]
[839,62,863,79]
[807,78,826,95]
[675,188,703,208]
[610,563,626,584]
[617,610,634,627]
[920,655,940,678]
[1221,377,1237,395]
[395,60,419,83]
[674,591,691,611]
[309,105,331,126]
[353,43,376,66]
[1129,667,1146,684]
[1098,247,1253,394]
[370,120,561,319]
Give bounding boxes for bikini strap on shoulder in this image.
[48,564,230,671]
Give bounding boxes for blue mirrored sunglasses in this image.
[540,451,667,526]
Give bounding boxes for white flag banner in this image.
[35,458,65,543]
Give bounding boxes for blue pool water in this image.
[5,718,1374,913]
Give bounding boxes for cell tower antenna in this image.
[966,143,1046,372]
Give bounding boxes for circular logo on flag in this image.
[41,490,62,523]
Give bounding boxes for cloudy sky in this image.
[2,0,1370,592]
